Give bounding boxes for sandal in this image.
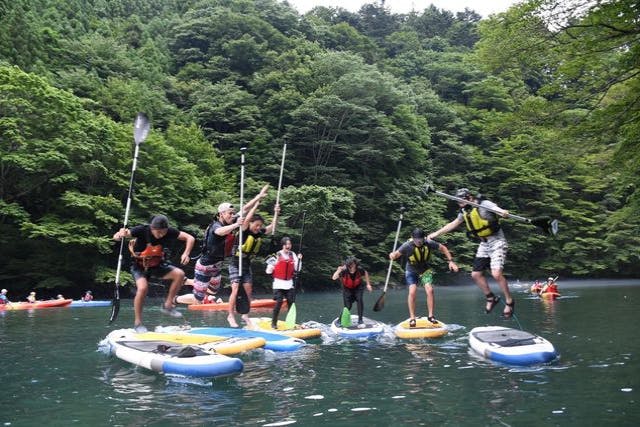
[503,300,515,319]
[485,292,501,313]
[427,316,438,325]
[409,318,416,328]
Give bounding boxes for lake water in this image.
[1,280,638,426]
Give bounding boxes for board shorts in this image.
[405,269,434,287]
[131,261,176,281]
[229,259,253,285]
[274,288,296,305]
[473,238,508,271]
[192,260,223,302]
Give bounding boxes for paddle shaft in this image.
[238,147,247,276]
[428,188,535,223]
[272,142,287,235]
[382,210,404,293]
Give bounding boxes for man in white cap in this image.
[0,289,11,306]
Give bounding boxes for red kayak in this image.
[0,299,73,310]
[188,298,287,311]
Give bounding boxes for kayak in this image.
[394,317,448,339]
[0,299,72,310]
[188,298,286,311]
[104,329,243,378]
[330,315,385,339]
[69,300,111,307]
[469,326,558,366]
[189,327,306,352]
[539,291,561,300]
[248,317,322,340]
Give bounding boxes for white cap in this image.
[548,277,554,281]
[218,202,235,213]
[1,289,6,293]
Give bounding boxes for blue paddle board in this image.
[190,327,305,352]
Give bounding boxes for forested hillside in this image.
[1,0,638,297]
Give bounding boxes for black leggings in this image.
[272,288,296,324]
[342,285,365,321]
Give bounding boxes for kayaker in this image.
[389,228,459,327]
[332,256,372,327]
[27,291,36,303]
[82,290,93,302]
[0,289,11,305]
[266,236,302,329]
[428,188,515,318]
[540,277,558,295]
[228,191,279,328]
[113,214,195,333]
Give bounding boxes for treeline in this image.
[0,0,638,297]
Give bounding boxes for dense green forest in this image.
[1,0,638,299]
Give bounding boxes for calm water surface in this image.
[1,280,638,426]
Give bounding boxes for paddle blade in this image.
[340,307,352,327]
[108,288,120,324]
[236,285,250,314]
[531,217,559,236]
[133,113,150,145]
[372,292,386,312]
[285,303,297,329]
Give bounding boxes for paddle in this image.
[236,282,250,314]
[236,146,249,315]
[423,184,559,235]
[340,307,352,327]
[109,113,150,324]
[285,301,297,329]
[372,207,405,312]
[272,141,287,235]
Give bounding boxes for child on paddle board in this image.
[113,214,195,332]
[266,236,302,329]
[389,228,458,327]
[332,256,372,327]
[428,188,514,318]
[227,186,279,327]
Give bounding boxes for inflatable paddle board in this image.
[187,298,285,311]
[394,317,448,339]
[69,300,111,307]
[104,329,243,378]
[129,331,265,355]
[469,326,558,365]
[0,299,72,310]
[247,317,322,340]
[330,315,385,339]
[189,327,306,352]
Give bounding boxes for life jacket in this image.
[408,241,432,266]
[461,205,500,239]
[235,232,262,258]
[273,251,295,280]
[0,296,7,304]
[129,228,164,269]
[341,269,363,289]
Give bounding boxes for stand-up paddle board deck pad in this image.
[394,317,448,339]
[469,326,558,365]
[330,315,385,338]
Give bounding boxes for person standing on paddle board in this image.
[428,188,515,318]
[389,228,458,327]
[113,214,195,332]
[332,256,372,327]
[266,236,302,329]
[228,201,279,327]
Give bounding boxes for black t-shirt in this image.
[130,225,180,252]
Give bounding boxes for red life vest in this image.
[341,269,363,289]
[273,252,295,280]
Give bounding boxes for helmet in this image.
[455,188,471,199]
[411,228,425,239]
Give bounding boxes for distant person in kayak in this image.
[266,236,302,329]
[332,256,372,327]
[82,290,93,302]
[389,228,459,327]
[113,214,195,332]
[540,277,558,295]
[228,189,279,328]
[0,289,11,305]
[27,291,36,303]
[56,294,65,300]
[428,188,515,318]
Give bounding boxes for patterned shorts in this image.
[192,260,223,301]
[474,238,508,271]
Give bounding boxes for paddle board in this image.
[131,331,265,355]
[330,315,385,339]
[469,326,558,365]
[104,329,243,378]
[189,327,306,352]
[394,317,448,339]
[248,317,322,340]
[69,300,111,307]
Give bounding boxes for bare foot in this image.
[241,314,252,327]
[227,315,239,328]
